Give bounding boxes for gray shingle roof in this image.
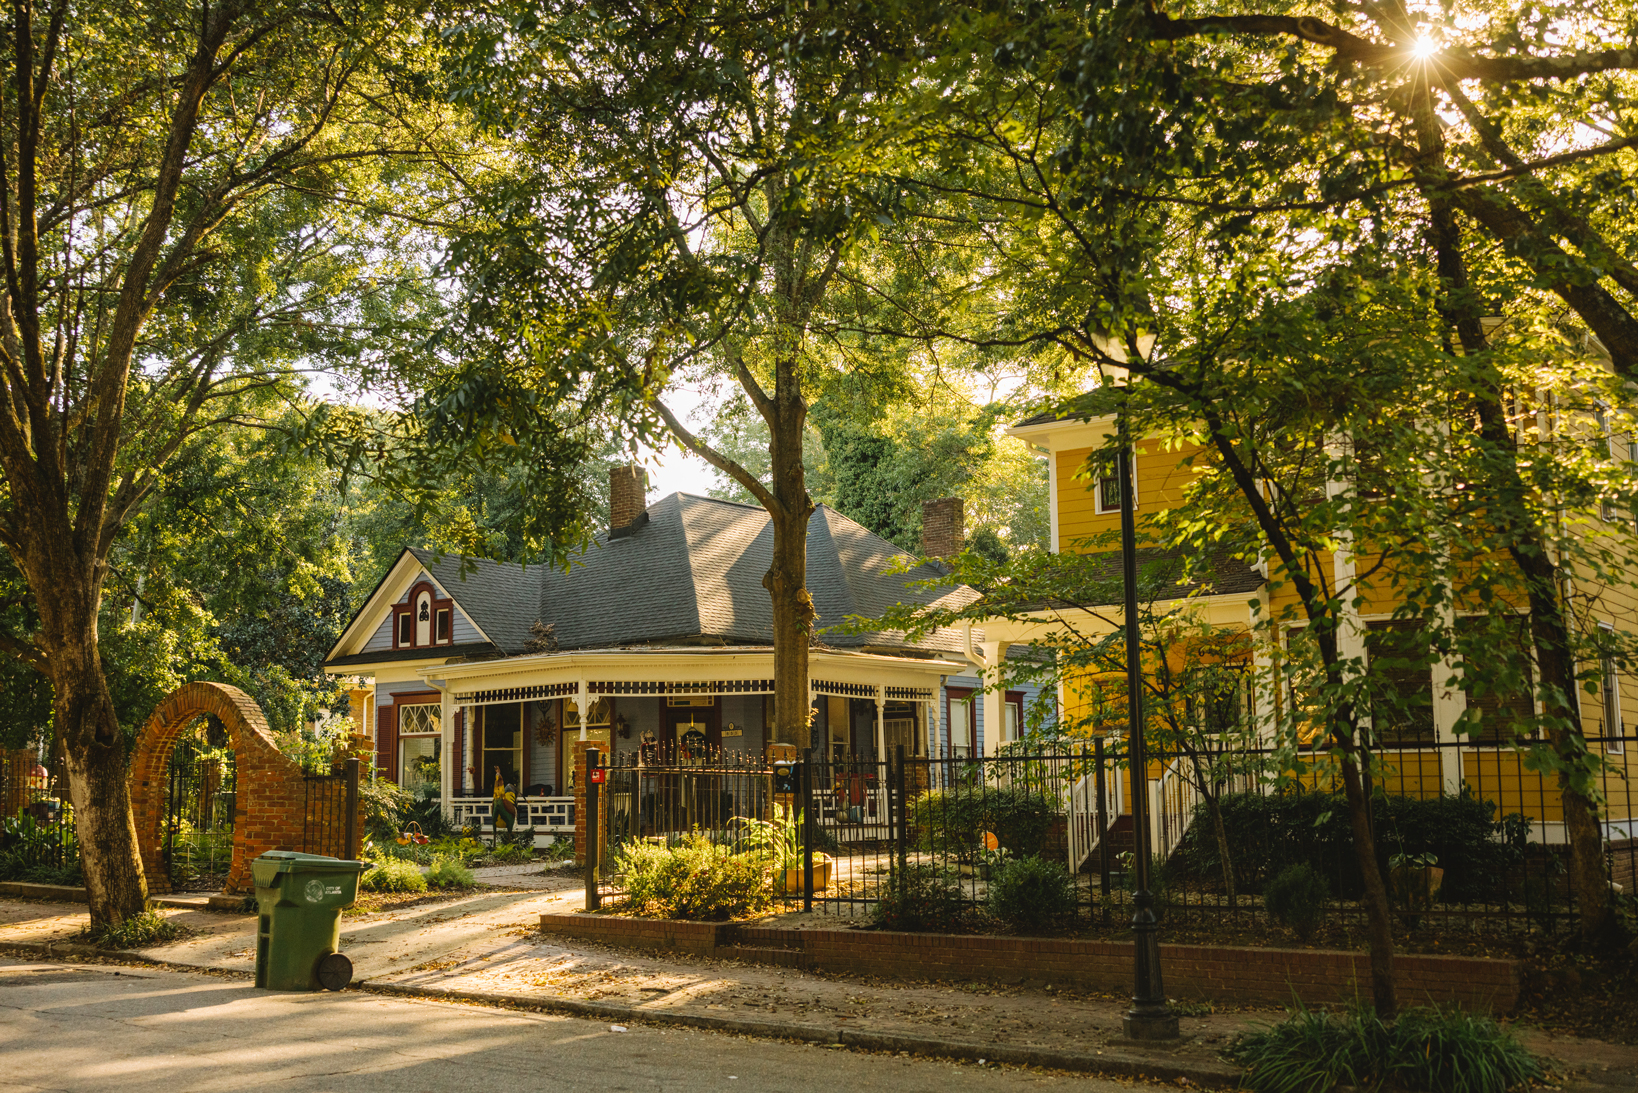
[383,493,976,660]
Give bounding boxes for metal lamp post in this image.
[1118,399,1180,1042]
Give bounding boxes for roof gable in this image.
[326,549,499,662]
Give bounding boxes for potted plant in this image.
[1388,851,1444,912]
[743,810,831,894]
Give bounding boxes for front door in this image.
[665,701,719,761]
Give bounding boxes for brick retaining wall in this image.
[539,912,1520,1013]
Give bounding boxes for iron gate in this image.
[164,733,237,889]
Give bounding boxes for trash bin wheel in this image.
[316,952,353,991]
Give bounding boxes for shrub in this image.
[987,855,1078,934]
[82,911,185,950]
[426,856,476,889]
[360,858,428,894]
[1172,789,1507,902]
[359,777,415,844]
[489,842,533,865]
[1229,1004,1542,1093]
[1264,863,1329,940]
[871,865,972,933]
[613,834,772,920]
[909,785,1062,858]
[540,837,577,866]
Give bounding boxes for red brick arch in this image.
[129,682,314,894]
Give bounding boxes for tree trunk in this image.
[48,621,148,924]
[763,341,817,748]
[1337,744,1396,1014]
[1520,567,1614,942]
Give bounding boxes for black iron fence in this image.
[589,733,1638,936]
[302,757,361,861]
[0,751,75,882]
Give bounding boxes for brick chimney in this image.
[922,497,964,558]
[609,465,647,533]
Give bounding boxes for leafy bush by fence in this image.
[909,786,1062,859]
[612,834,773,920]
[1172,789,1523,902]
[987,856,1078,934]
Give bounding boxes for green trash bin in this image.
[253,850,367,992]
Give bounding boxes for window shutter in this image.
[377,704,398,782]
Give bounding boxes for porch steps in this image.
[1076,816,1134,873]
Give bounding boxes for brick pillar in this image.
[922,497,964,558]
[610,465,647,532]
[571,738,597,863]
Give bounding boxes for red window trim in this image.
[393,581,456,650]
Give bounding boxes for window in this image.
[1456,615,1535,742]
[1097,473,1121,513]
[1365,620,1435,742]
[480,703,524,791]
[399,703,440,735]
[391,582,455,649]
[397,702,441,793]
[1601,623,1624,753]
[947,687,975,755]
[1597,405,1619,521]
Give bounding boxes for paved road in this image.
[0,959,1136,1093]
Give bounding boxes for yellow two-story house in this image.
[981,386,1636,884]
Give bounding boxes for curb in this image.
[0,939,253,977]
[355,978,1243,1086]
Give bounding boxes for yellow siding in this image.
[1056,439,1204,551]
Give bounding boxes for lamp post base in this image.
[1123,1010,1181,1041]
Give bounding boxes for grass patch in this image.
[81,910,186,950]
[1228,1004,1542,1093]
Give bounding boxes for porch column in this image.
[874,688,886,760]
[576,679,589,741]
[1432,602,1466,795]
[979,639,1010,756]
[1249,594,1276,749]
[925,698,939,756]
[439,690,456,822]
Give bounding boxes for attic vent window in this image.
[394,581,456,650]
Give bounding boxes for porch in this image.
[420,646,962,839]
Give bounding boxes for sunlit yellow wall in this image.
[1056,439,1203,551]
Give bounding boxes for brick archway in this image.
[130,682,314,894]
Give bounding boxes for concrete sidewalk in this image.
[0,886,1633,1090]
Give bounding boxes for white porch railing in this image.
[1067,764,1124,873]
[813,784,895,838]
[1150,758,1202,864]
[449,795,576,845]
